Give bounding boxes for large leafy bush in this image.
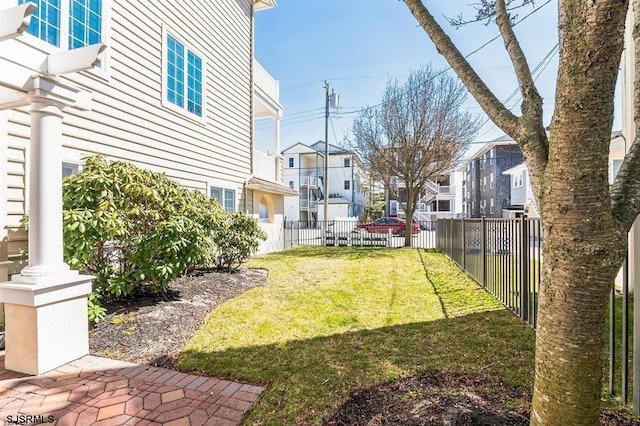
[63,156,223,320]
[211,212,267,270]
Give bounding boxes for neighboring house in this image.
[0,0,292,270]
[389,173,457,222]
[501,131,624,220]
[461,135,524,218]
[282,141,366,222]
[502,162,540,218]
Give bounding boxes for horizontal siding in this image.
[5,0,254,190]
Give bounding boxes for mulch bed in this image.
[326,373,531,426]
[89,267,268,366]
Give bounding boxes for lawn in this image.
[176,246,536,424]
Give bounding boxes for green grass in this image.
[176,246,536,424]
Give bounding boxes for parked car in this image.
[354,217,420,236]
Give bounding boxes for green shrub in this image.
[63,155,223,321]
[211,211,267,270]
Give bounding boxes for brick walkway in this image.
[0,354,264,425]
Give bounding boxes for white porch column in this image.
[22,100,69,276]
[0,78,93,375]
[273,114,283,182]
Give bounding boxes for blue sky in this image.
[253,1,620,155]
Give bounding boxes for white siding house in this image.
[282,141,366,223]
[0,0,288,374]
[0,0,290,273]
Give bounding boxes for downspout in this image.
[249,1,255,183]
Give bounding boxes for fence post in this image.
[481,217,487,288]
[462,218,466,270]
[520,217,530,322]
[623,253,629,404]
[610,282,616,396]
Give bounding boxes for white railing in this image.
[254,60,279,103]
[301,175,319,187]
[301,200,317,211]
[253,150,277,182]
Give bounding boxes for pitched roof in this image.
[246,177,298,196]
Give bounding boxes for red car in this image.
[355,217,420,236]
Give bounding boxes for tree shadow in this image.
[177,310,536,424]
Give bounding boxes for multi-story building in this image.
[282,141,366,222]
[461,135,524,218]
[0,0,291,374]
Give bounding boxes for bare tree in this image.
[402,0,635,424]
[350,67,479,246]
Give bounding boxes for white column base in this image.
[0,271,93,375]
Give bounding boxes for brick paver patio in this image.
[0,353,264,425]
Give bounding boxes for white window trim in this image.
[62,161,82,177]
[14,0,112,80]
[209,184,236,212]
[161,24,207,123]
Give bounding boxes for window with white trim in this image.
[344,180,350,190]
[289,180,294,189]
[163,27,204,118]
[223,189,235,212]
[490,198,494,214]
[209,186,235,212]
[62,162,79,177]
[490,173,494,189]
[20,0,104,50]
[344,158,350,167]
[289,157,294,168]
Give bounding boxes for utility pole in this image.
[323,81,329,229]
[323,81,339,228]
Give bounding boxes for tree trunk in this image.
[530,4,627,422]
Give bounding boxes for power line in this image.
[329,0,553,118]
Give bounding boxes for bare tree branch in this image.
[350,67,478,246]
[611,2,640,231]
[403,0,519,136]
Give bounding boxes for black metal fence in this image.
[437,217,542,328]
[437,217,636,410]
[283,220,438,249]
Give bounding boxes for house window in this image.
[610,159,623,184]
[490,198,494,214]
[490,173,494,189]
[289,180,294,189]
[69,0,102,49]
[344,180,350,190]
[62,162,79,177]
[224,189,235,212]
[20,0,104,50]
[210,186,234,211]
[482,176,486,191]
[259,201,269,222]
[344,158,350,167]
[210,187,222,203]
[163,28,204,118]
[289,157,294,168]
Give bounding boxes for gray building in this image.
[462,136,524,218]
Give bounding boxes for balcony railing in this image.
[300,175,319,188]
[254,60,279,104]
[301,200,318,211]
[253,150,278,183]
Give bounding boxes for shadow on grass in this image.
[177,309,535,425]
